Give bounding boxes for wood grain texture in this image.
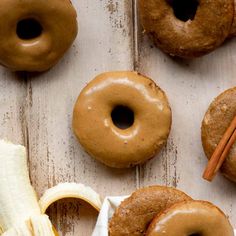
[0,70,26,145]
[0,0,235,235]
[26,0,136,235]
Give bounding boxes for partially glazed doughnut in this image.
[146,201,234,236]
[201,87,236,183]
[0,0,77,72]
[109,186,191,235]
[139,0,234,58]
[73,71,172,168]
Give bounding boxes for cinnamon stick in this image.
[203,115,236,181]
[215,129,236,172]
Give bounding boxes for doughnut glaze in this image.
[109,186,191,236]
[201,87,236,183]
[73,71,172,168]
[139,0,234,58]
[146,201,234,236]
[0,0,78,71]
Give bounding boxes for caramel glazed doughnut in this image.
[109,186,234,236]
[146,201,234,236]
[73,71,172,168]
[139,0,234,58]
[0,0,78,72]
[202,87,236,183]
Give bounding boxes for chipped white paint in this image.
[0,0,235,235]
[0,70,26,145]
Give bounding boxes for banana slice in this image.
[39,183,102,213]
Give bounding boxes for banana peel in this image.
[0,140,102,235]
[39,183,102,213]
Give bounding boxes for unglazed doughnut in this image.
[72,71,172,168]
[229,0,236,37]
[201,87,236,182]
[139,0,234,58]
[146,201,234,236]
[0,0,77,72]
[109,186,191,235]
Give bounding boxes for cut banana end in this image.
[39,183,102,213]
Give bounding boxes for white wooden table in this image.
[0,0,235,235]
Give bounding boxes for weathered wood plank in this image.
[0,70,25,145]
[26,0,136,235]
[136,9,236,226]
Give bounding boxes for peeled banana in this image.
[0,140,102,236]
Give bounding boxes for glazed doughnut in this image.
[109,186,191,235]
[73,71,172,168]
[146,201,234,236]
[139,0,234,58]
[201,87,236,183]
[0,0,77,72]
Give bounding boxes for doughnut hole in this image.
[16,18,43,40]
[189,234,201,236]
[167,0,199,22]
[111,105,134,130]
